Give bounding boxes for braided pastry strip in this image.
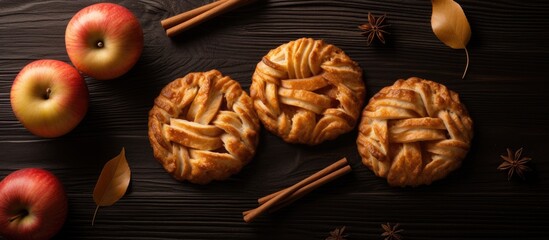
[251,38,365,145]
[148,70,260,184]
[357,77,473,187]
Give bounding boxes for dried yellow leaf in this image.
[431,0,471,79]
[92,148,131,226]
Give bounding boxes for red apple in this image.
[65,3,144,80]
[0,168,68,240]
[10,59,89,138]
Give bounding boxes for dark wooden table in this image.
[1,0,548,239]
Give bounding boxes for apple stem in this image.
[96,41,104,48]
[44,88,52,99]
[8,216,20,222]
[8,209,28,222]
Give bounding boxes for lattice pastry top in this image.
[250,38,365,145]
[148,70,260,184]
[357,77,473,187]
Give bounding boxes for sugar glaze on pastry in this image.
[357,77,473,187]
[251,38,365,145]
[148,70,260,184]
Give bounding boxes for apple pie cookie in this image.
[148,70,260,184]
[250,38,365,145]
[357,77,473,187]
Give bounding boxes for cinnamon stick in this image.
[161,0,228,30]
[265,165,352,213]
[258,158,349,205]
[242,158,351,223]
[164,0,255,37]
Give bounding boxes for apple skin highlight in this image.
[0,168,68,240]
[65,3,144,80]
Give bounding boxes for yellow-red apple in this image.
[0,168,68,240]
[65,3,144,80]
[10,59,89,138]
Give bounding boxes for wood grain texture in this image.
[1,0,548,239]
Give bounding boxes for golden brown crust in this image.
[148,70,260,184]
[250,38,365,145]
[356,77,473,187]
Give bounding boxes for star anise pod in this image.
[381,222,403,240]
[358,12,390,45]
[326,226,348,240]
[498,147,532,181]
